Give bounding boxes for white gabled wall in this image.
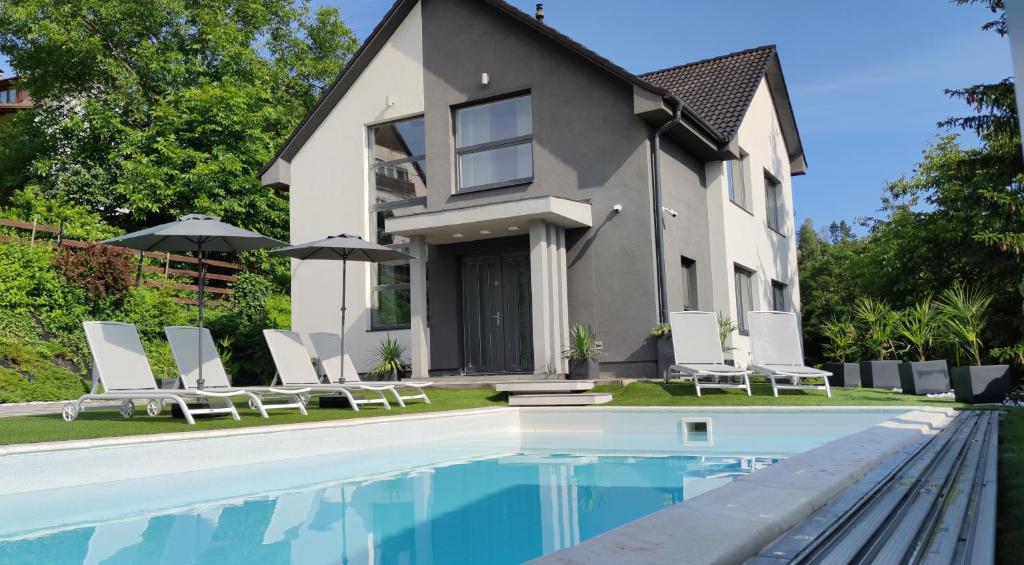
[706,77,801,367]
[288,2,424,372]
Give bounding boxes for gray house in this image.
[261,0,806,379]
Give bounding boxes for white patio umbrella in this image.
[102,214,285,388]
[270,234,415,380]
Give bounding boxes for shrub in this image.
[937,282,993,366]
[854,297,900,360]
[208,273,279,385]
[899,297,941,362]
[53,245,136,302]
[369,336,408,379]
[562,324,601,361]
[821,317,858,363]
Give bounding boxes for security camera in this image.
[662,207,678,218]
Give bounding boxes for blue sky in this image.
[330,0,1013,233]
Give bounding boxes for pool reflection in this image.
[0,454,779,565]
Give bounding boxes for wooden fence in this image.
[0,218,239,304]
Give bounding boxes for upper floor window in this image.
[771,280,787,312]
[455,94,533,191]
[765,170,783,233]
[369,116,426,204]
[726,153,750,212]
[734,265,755,335]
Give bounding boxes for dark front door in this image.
[462,253,533,373]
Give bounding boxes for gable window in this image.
[680,256,698,311]
[368,115,426,330]
[733,265,755,335]
[765,171,783,233]
[726,153,750,212]
[454,94,533,191]
[771,280,787,312]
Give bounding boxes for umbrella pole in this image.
[339,258,347,384]
[197,242,206,390]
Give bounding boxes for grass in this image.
[999,408,1024,562]
[0,381,959,446]
[0,388,506,446]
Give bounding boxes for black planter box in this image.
[860,360,902,389]
[823,362,860,388]
[569,358,600,380]
[951,365,1012,404]
[899,360,951,395]
[656,337,674,380]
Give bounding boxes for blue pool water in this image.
[0,452,778,565]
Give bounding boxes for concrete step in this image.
[508,393,613,406]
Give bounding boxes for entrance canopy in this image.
[385,196,592,244]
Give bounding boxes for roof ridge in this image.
[639,44,777,78]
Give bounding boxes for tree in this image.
[0,0,358,243]
[799,0,1023,362]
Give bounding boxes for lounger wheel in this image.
[119,400,136,419]
[146,400,161,417]
[62,402,79,422]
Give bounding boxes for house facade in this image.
[0,75,32,122]
[261,0,806,378]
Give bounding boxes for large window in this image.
[455,94,533,191]
[726,153,750,211]
[771,280,787,312]
[765,170,783,233]
[680,256,698,311]
[368,115,425,329]
[733,265,755,334]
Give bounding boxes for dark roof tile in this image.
[640,45,777,141]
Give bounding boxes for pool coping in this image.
[0,404,932,455]
[529,406,958,565]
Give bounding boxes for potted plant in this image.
[896,297,950,395]
[563,323,601,379]
[369,336,408,382]
[854,297,902,389]
[938,283,1010,403]
[717,313,738,366]
[821,316,860,387]
[650,322,673,380]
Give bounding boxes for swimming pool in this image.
[0,407,918,564]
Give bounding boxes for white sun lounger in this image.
[263,330,391,411]
[664,311,752,396]
[66,322,240,424]
[748,310,832,398]
[308,332,432,407]
[164,326,309,417]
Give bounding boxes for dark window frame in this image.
[680,256,698,311]
[764,169,784,235]
[727,153,752,213]
[733,264,756,335]
[771,279,788,312]
[453,93,534,192]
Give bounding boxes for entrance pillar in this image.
[409,235,429,379]
[529,221,569,376]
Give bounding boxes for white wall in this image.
[706,77,801,367]
[288,2,424,372]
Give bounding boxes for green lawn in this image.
[999,408,1024,563]
[0,381,960,446]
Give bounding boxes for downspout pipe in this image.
[651,95,684,324]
